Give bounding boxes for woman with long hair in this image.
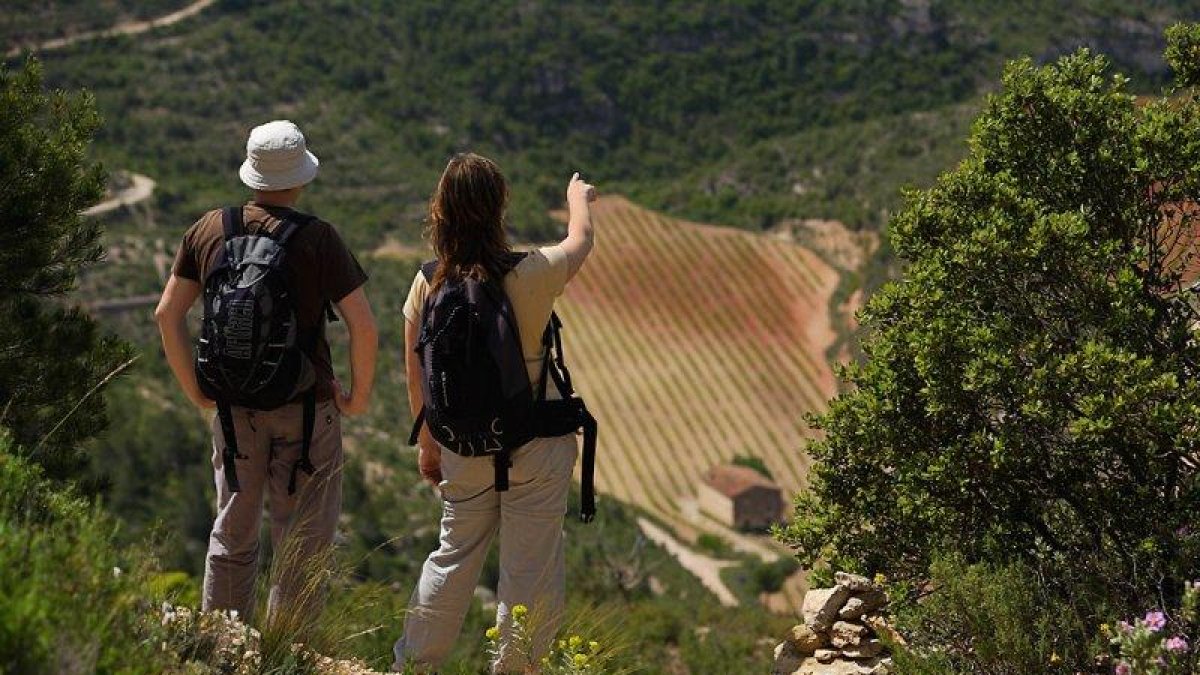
[393,153,596,672]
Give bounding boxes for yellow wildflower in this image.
[486,626,500,641]
[589,640,601,654]
[512,604,528,620]
[568,635,583,650]
[573,653,589,667]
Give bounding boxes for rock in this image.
[837,597,867,620]
[841,639,884,660]
[792,656,891,675]
[859,588,888,613]
[838,589,887,620]
[863,615,906,647]
[814,648,839,663]
[772,641,804,675]
[787,624,826,655]
[802,586,852,632]
[830,621,869,648]
[834,571,876,593]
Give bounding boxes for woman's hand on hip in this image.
[418,437,443,486]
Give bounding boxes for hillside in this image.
[7,3,1200,671]
[555,197,841,521]
[7,1,1194,244]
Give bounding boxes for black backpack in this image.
[195,206,325,495]
[407,257,598,522]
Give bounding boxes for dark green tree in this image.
[781,28,1200,621]
[0,58,131,480]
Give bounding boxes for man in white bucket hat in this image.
[238,120,320,191]
[155,120,378,624]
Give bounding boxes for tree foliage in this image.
[0,58,130,480]
[781,32,1200,621]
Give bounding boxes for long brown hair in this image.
[426,153,515,290]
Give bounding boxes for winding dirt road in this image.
[83,172,155,216]
[637,517,740,607]
[6,0,217,58]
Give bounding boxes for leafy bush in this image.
[748,557,800,595]
[731,453,773,480]
[0,438,169,674]
[696,533,733,557]
[781,30,1200,606]
[780,27,1200,673]
[889,557,1099,674]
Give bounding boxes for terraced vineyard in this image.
[554,196,843,525]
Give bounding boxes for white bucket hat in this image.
[238,120,320,191]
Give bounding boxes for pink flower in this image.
[1165,636,1189,652]
[1117,620,1134,633]
[1143,610,1167,632]
[1114,662,1131,675]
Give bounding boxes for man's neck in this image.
[251,191,299,208]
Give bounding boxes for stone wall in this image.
[771,572,900,675]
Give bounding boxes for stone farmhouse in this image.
[698,464,786,531]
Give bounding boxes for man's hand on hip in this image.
[333,378,369,416]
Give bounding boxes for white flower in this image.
[112,566,122,578]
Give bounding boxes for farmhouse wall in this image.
[698,481,735,526]
[733,485,785,530]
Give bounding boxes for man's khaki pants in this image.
[394,434,578,673]
[201,400,343,622]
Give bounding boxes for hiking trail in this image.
[5,0,217,58]
[84,173,156,217]
[637,517,740,607]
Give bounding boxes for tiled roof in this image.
[702,464,779,498]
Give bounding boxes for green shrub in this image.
[730,454,773,480]
[780,33,1200,670]
[748,557,799,595]
[0,438,169,674]
[696,533,732,558]
[889,557,1101,675]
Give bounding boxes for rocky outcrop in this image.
[772,573,898,675]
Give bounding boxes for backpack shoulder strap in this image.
[419,250,530,285]
[221,206,244,243]
[537,311,575,400]
[272,210,320,249]
[420,259,438,283]
[273,219,302,248]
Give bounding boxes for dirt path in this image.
[83,173,155,216]
[637,517,740,607]
[6,0,217,58]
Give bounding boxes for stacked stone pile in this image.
[771,572,900,675]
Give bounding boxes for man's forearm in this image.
[347,323,378,405]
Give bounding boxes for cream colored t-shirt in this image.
[403,245,571,395]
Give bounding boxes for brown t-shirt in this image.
[171,202,369,401]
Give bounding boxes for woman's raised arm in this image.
[561,172,596,282]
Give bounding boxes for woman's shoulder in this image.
[512,245,568,275]
[508,245,570,297]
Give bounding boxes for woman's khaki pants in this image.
[394,434,578,673]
